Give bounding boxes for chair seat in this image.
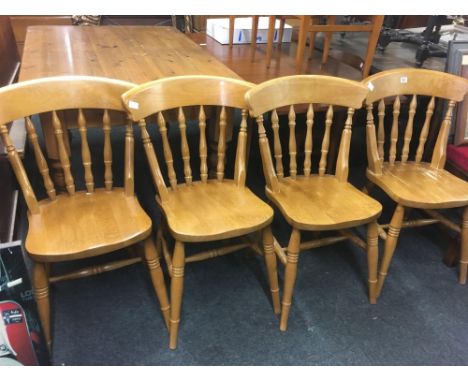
[367,162,468,209]
[266,176,382,230]
[158,180,274,242]
[26,188,152,262]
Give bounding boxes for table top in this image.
[19,26,242,83]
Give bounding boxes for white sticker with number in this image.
[400,76,408,84]
[128,101,139,110]
[367,82,374,91]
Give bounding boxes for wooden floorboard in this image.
[188,31,445,84]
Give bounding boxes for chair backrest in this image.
[362,68,468,174]
[245,75,369,192]
[0,76,136,215]
[122,75,255,202]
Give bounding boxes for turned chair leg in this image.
[307,31,316,60]
[280,228,301,331]
[143,236,170,329]
[367,221,379,304]
[262,226,281,314]
[459,206,468,284]
[169,241,185,349]
[33,261,51,352]
[377,204,405,297]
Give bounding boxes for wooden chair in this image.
[0,76,170,351]
[122,75,279,349]
[245,75,382,331]
[362,68,468,297]
[293,16,384,77]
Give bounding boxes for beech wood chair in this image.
[362,68,468,296]
[245,75,382,331]
[0,76,170,351]
[122,75,279,350]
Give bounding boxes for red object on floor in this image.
[0,300,39,365]
[447,144,468,173]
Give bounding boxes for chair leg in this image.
[377,204,405,297]
[228,16,235,47]
[295,16,309,72]
[169,240,185,350]
[307,31,316,60]
[321,16,336,65]
[280,228,301,331]
[362,15,384,78]
[367,221,379,304]
[250,16,259,61]
[33,261,51,352]
[262,226,281,314]
[459,206,468,284]
[144,236,170,329]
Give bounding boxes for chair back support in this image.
[362,68,468,174]
[0,76,136,214]
[122,75,255,202]
[245,75,369,192]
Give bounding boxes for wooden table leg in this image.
[250,16,259,61]
[229,16,235,47]
[266,16,276,68]
[322,15,337,65]
[278,17,285,48]
[295,16,310,73]
[362,15,384,78]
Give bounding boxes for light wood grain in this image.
[0,76,135,125]
[18,26,243,188]
[288,105,297,179]
[26,189,152,261]
[246,75,369,117]
[246,74,381,331]
[125,75,277,349]
[363,68,468,294]
[367,162,468,209]
[280,228,300,331]
[158,181,273,242]
[25,117,56,199]
[363,67,468,104]
[266,176,381,230]
[77,109,94,193]
[122,75,253,121]
[0,76,171,350]
[303,104,314,177]
[415,96,435,163]
[19,26,241,83]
